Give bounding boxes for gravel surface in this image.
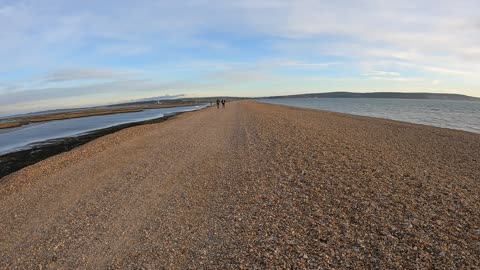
[0,101,479,269]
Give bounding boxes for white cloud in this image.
[264,61,340,69]
[0,0,479,111]
[42,68,137,83]
[362,71,401,77]
[2,1,480,75]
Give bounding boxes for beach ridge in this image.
[0,101,478,268]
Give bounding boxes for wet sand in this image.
[0,101,479,268]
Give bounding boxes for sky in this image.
[1,0,479,116]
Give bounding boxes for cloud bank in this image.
[0,0,479,115]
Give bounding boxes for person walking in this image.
[221,99,226,109]
[216,99,220,109]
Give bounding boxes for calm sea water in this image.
[0,104,207,155]
[259,98,480,134]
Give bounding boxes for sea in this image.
[259,98,480,134]
[0,104,207,155]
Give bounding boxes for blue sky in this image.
[1,0,479,115]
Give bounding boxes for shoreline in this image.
[0,101,478,268]
[0,103,198,129]
[0,112,183,179]
[1,101,476,179]
[258,98,480,134]
[259,101,480,135]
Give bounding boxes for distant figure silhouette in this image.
[216,99,220,109]
[221,99,226,109]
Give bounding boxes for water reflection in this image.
[0,105,206,154]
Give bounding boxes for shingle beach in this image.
[1,101,479,269]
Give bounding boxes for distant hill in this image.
[267,92,479,101]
